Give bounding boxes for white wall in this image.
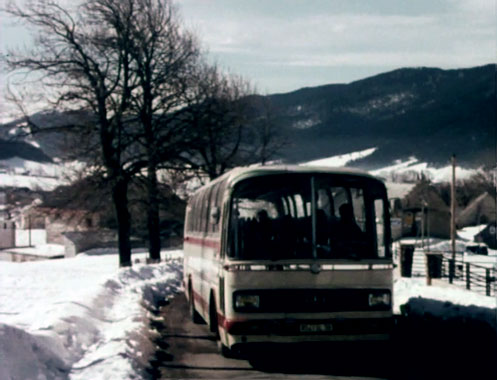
[15,229,47,246]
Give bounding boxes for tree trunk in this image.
[147,165,161,262]
[112,179,132,267]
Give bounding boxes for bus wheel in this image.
[208,294,219,336]
[217,340,237,358]
[209,296,237,358]
[188,283,203,324]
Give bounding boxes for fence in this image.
[441,254,497,297]
[396,244,497,297]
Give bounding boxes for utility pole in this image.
[28,215,32,247]
[450,155,456,260]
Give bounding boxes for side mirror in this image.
[210,206,220,225]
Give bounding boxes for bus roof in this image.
[194,165,383,197]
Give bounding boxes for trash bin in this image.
[400,244,414,277]
[426,253,443,279]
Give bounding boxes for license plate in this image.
[299,323,333,333]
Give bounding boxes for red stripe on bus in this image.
[184,236,220,249]
[193,290,209,313]
[193,289,228,329]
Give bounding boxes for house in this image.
[400,181,451,239]
[16,203,46,230]
[386,182,416,240]
[63,229,117,257]
[37,207,101,245]
[456,192,496,228]
[475,222,497,249]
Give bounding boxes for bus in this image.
[183,165,393,356]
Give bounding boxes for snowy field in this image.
[370,156,478,183]
[0,147,480,193]
[301,148,479,183]
[0,157,83,191]
[302,147,377,167]
[1,244,496,379]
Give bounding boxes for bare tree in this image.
[243,96,287,166]
[181,65,252,180]
[3,0,284,266]
[180,65,285,180]
[124,0,201,262]
[3,0,143,266]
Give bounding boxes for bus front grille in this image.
[233,289,391,313]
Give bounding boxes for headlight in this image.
[368,292,391,307]
[234,294,260,310]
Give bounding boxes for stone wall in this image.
[63,230,117,257]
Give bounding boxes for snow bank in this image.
[0,249,183,380]
[395,277,496,313]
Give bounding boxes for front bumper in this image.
[221,317,393,347]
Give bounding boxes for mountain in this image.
[0,139,52,162]
[0,65,495,168]
[0,110,95,163]
[265,64,496,168]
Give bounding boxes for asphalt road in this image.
[151,295,497,380]
[152,296,393,379]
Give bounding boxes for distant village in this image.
[1,170,495,261]
[0,177,185,260]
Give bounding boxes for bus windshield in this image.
[228,173,389,260]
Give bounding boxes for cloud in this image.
[186,6,492,57]
[1,0,495,98]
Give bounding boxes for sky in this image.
[175,0,497,93]
[0,0,495,117]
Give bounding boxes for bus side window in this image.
[194,195,202,233]
[199,188,211,234]
[189,196,196,233]
[185,205,193,234]
[208,184,219,233]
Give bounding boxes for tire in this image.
[209,295,239,358]
[188,283,203,324]
[208,295,219,335]
[217,340,237,358]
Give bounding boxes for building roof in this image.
[402,181,449,212]
[457,192,496,228]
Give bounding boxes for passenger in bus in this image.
[256,210,272,239]
[255,210,277,258]
[336,203,364,242]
